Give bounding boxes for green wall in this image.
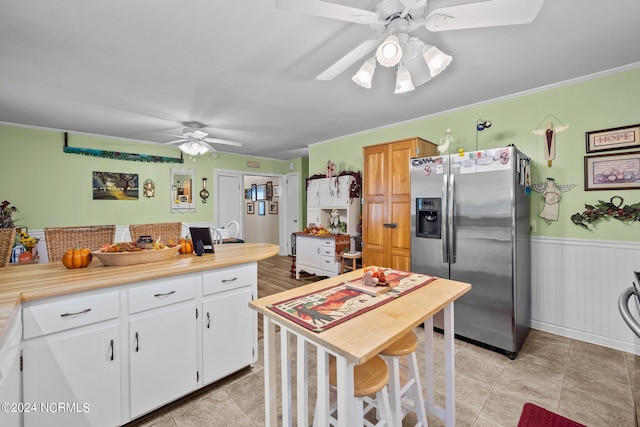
[0,125,300,229]
[309,67,640,242]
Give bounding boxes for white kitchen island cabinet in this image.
[0,243,279,427]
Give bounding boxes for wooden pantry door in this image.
[362,138,436,271]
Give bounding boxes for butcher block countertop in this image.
[0,243,279,342]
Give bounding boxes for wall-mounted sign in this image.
[247,161,260,168]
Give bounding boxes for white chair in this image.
[225,221,240,238]
[209,228,223,245]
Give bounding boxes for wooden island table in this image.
[249,268,471,427]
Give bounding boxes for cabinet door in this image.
[202,287,255,384]
[307,208,321,227]
[307,180,320,208]
[129,304,197,418]
[363,143,388,268]
[296,235,320,269]
[318,178,333,207]
[23,324,121,427]
[0,317,23,427]
[332,176,351,207]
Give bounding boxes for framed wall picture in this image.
[258,201,266,215]
[256,184,267,200]
[269,201,278,214]
[273,185,281,197]
[266,181,273,201]
[244,188,251,199]
[251,184,257,202]
[584,151,640,190]
[586,124,640,153]
[247,202,254,214]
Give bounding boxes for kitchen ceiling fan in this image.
[276,0,545,93]
[165,121,243,156]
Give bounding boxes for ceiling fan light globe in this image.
[179,140,210,156]
[376,35,403,67]
[423,45,452,77]
[352,57,377,89]
[394,64,415,94]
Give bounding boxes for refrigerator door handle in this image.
[442,174,449,264]
[448,173,456,264]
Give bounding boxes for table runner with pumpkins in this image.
[267,268,437,332]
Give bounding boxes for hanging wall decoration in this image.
[532,116,570,167]
[531,178,577,224]
[143,179,155,198]
[64,133,183,164]
[571,196,640,229]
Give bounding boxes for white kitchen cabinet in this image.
[22,323,121,427]
[0,312,23,427]
[202,288,254,384]
[17,261,260,426]
[22,290,121,427]
[201,263,257,384]
[305,176,360,235]
[295,234,339,279]
[129,302,198,418]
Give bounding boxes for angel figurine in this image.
[531,178,577,224]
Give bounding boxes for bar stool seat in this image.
[380,331,429,427]
[314,355,393,427]
[341,251,362,274]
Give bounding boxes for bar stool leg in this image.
[381,353,429,427]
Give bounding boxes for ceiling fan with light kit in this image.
[164,121,243,157]
[276,0,545,93]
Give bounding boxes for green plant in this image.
[571,196,640,229]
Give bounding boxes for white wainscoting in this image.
[532,236,640,355]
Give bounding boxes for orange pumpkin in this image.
[179,238,193,254]
[62,247,93,269]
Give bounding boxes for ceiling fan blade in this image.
[203,137,243,147]
[317,38,381,81]
[165,138,187,145]
[276,0,380,24]
[425,0,544,32]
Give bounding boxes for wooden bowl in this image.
[92,245,182,266]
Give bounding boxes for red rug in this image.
[518,403,586,427]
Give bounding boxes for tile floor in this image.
[127,327,638,427]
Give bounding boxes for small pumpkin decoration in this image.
[62,247,93,269]
[179,237,194,254]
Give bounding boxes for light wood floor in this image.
[256,255,323,338]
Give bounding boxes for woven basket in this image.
[44,225,116,262]
[129,222,183,244]
[0,228,16,267]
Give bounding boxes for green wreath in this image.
[571,196,640,229]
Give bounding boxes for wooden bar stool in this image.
[314,355,394,427]
[380,331,429,427]
[340,251,362,274]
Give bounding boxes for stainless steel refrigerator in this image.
[410,146,531,359]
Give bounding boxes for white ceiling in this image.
[1,0,640,160]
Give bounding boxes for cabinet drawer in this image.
[320,247,334,257]
[23,291,119,339]
[203,263,256,296]
[320,239,335,248]
[319,256,337,270]
[129,275,196,314]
